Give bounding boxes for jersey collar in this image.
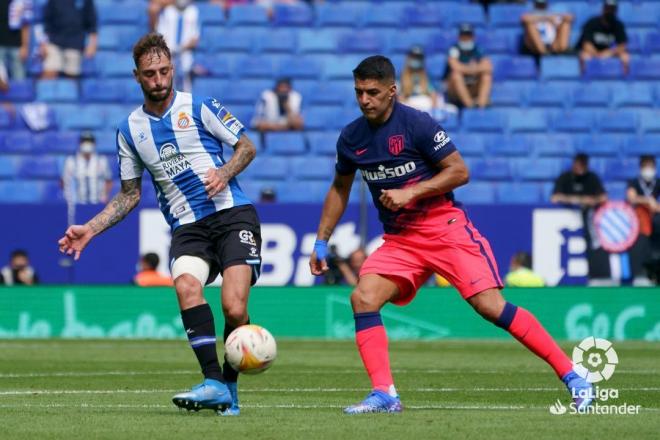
[141,90,178,120]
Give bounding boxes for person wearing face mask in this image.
[398,46,438,113]
[577,0,629,74]
[61,131,113,205]
[552,153,610,284]
[520,0,573,58]
[444,23,492,109]
[155,0,200,92]
[0,249,39,285]
[252,77,304,132]
[627,156,660,278]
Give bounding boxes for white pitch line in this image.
[0,370,197,379]
[1,387,659,396]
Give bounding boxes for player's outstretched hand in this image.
[379,188,413,212]
[309,239,329,276]
[58,224,94,261]
[204,167,230,198]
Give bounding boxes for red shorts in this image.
[359,207,503,305]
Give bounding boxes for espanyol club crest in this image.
[593,201,639,253]
[388,135,404,156]
[177,112,191,129]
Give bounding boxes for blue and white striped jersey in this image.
[116,91,251,230]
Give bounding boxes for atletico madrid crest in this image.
[388,135,404,156]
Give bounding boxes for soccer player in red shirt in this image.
[309,55,592,414]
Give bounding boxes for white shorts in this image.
[43,44,82,76]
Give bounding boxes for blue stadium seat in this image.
[453,182,495,204]
[237,180,279,202]
[197,2,225,26]
[306,83,352,106]
[222,80,270,105]
[324,56,364,80]
[611,83,654,108]
[619,3,659,28]
[517,158,563,181]
[630,58,660,80]
[206,29,254,53]
[625,32,643,55]
[98,26,121,51]
[2,131,33,153]
[646,32,660,54]
[304,107,344,130]
[0,181,44,203]
[462,109,508,132]
[489,82,527,107]
[470,158,512,181]
[507,109,548,133]
[605,181,627,201]
[0,156,18,179]
[477,30,512,54]
[235,56,276,79]
[489,4,528,28]
[307,131,340,156]
[290,157,336,180]
[425,54,447,80]
[192,78,229,100]
[0,79,34,101]
[583,59,625,79]
[487,135,530,156]
[532,134,575,157]
[32,130,77,154]
[449,4,486,27]
[496,183,542,204]
[623,135,660,156]
[58,105,105,130]
[450,133,486,157]
[277,56,322,80]
[228,4,269,26]
[97,3,140,25]
[362,4,404,28]
[249,157,290,180]
[496,57,537,80]
[0,108,13,128]
[575,134,623,156]
[257,30,298,53]
[36,79,78,102]
[572,83,611,107]
[599,111,637,133]
[264,132,307,155]
[639,110,660,133]
[98,52,134,78]
[337,31,384,53]
[273,4,314,27]
[424,31,453,55]
[527,82,572,107]
[194,55,232,78]
[540,57,580,80]
[278,181,329,203]
[81,79,125,102]
[18,157,60,179]
[316,3,364,27]
[605,158,639,182]
[403,4,444,27]
[298,30,338,53]
[553,110,595,132]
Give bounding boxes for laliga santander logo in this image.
[572,337,619,383]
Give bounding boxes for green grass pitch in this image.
[0,340,658,439]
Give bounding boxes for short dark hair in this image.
[10,249,28,259]
[353,55,396,84]
[142,252,160,270]
[512,251,532,269]
[133,33,171,68]
[574,153,589,167]
[640,155,656,166]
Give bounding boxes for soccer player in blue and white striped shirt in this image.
[58,33,260,416]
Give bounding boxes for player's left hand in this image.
[204,167,230,198]
[379,188,414,211]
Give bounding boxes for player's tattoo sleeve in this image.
[222,136,256,179]
[87,178,141,235]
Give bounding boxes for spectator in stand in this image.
[259,186,277,203]
[0,249,39,285]
[134,252,174,286]
[335,248,367,287]
[577,0,629,74]
[0,60,8,91]
[444,23,492,109]
[148,0,174,31]
[61,131,113,205]
[551,153,609,284]
[398,45,438,114]
[252,77,304,132]
[520,0,573,58]
[41,0,97,79]
[156,0,199,93]
[504,251,545,287]
[0,0,33,81]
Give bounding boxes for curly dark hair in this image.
[132,32,171,68]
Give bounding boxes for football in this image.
[224,325,277,374]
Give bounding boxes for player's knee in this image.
[350,286,380,312]
[174,273,203,306]
[222,301,248,326]
[469,290,506,322]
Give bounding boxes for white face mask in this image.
[79,142,95,154]
[175,0,191,9]
[458,40,475,51]
[641,167,656,181]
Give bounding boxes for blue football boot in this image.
[343,390,403,414]
[172,378,232,412]
[218,382,240,416]
[562,371,594,412]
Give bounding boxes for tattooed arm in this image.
[58,178,142,260]
[204,134,256,198]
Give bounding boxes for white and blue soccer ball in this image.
[224,325,277,375]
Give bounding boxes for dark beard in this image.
[142,81,172,103]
